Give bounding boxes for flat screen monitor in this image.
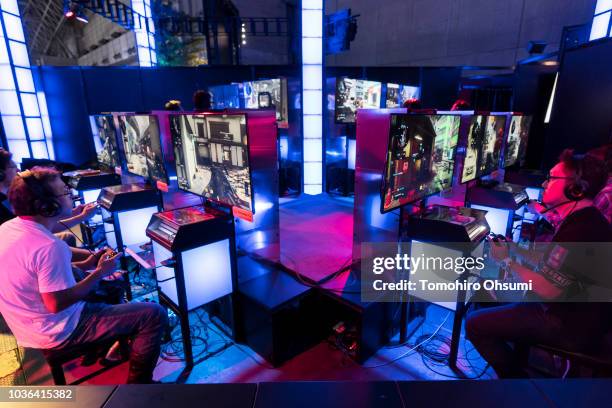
[399,85,421,105]
[335,78,382,123]
[243,78,288,128]
[381,114,461,213]
[170,114,254,213]
[385,83,401,108]
[90,115,120,169]
[209,84,241,109]
[460,115,506,183]
[117,114,168,184]
[503,115,532,168]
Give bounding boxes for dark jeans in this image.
[465,302,603,378]
[58,302,168,383]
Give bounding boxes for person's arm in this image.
[509,261,563,300]
[41,252,121,313]
[491,240,565,300]
[52,203,98,232]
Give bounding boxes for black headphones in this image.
[17,170,62,218]
[563,155,590,201]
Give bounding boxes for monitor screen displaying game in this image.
[90,115,120,168]
[461,115,507,183]
[385,83,401,108]
[170,114,254,213]
[243,78,288,128]
[117,114,168,183]
[399,85,421,105]
[503,115,532,168]
[335,78,382,123]
[209,84,241,109]
[381,114,461,212]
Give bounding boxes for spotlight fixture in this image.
[527,40,547,55]
[63,1,88,24]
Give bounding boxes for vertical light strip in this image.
[590,0,612,40]
[544,72,559,124]
[0,0,53,162]
[302,0,323,195]
[132,0,157,67]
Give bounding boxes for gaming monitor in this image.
[170,114,254,213]
[399,85,421,105]
[381,114,461,213]
[243,78,288,128]
[117,114,168,184]
[90,115,120,169]
[385,83,401,108]
[335,78,382,123]
[460,115,507,183]
[503,115,532,168]
[209,84,242,109]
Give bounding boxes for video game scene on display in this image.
[386,84,401,108]
[503,115,532,168]
[382,114,461,212]
[171,114,253,212]
[385,84,421,108]
[243,79,288,128]
[335,78,382,123]
[209,84,242,109]
[118,115,168,183]
[90,115,120,168]
[400,85,420,104]
[461,115,506,183]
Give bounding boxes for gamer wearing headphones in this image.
[0,167,168,384]
[466,149,612,378]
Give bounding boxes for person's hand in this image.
[94,251,122,279]
[526,200,546,216]
[80,202,98,220]
[72,203,85,216]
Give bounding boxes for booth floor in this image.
[5,194,496,384]
[15,304,494,385]
[279,195,355,283]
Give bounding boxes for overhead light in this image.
[541,61,558,66]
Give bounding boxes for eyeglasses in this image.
[544,174,574,182]
[55,185,72,198]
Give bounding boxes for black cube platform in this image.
[237,258,322,366]
[317,269,402,363]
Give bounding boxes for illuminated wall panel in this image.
[302,0,323,195]
[0,0,53,161]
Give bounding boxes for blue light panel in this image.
[302,0,324,195]
[0,2,53,161]
[591,0,612,40]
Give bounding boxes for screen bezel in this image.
[380,113,461,214]
[170,113,255,214]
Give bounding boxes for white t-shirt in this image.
[0,217,84,349]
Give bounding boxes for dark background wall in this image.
[544,38,612,168]
[35,65,283,164]
[36,65,461,166]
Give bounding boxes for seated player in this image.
[0,148,98,260]
[466,150,612,378]
[0,167,167,383]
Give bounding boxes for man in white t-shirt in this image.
[0,167,167,384]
